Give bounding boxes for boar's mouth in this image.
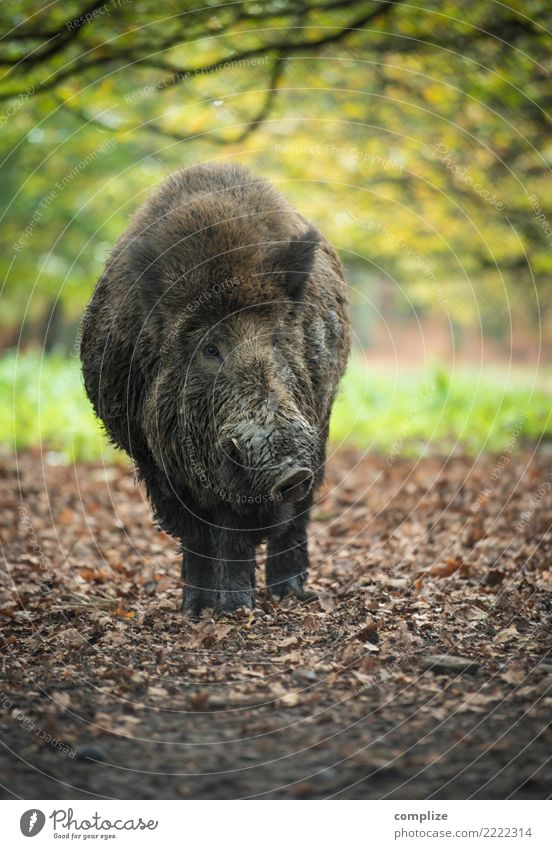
[271,466,313,504]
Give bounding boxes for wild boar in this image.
[81,163,350,614]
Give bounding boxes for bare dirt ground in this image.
[1,446,551,800]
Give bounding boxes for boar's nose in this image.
[271,467,313,504]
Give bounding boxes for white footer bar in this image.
[2,799,550,848]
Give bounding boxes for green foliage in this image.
[1,352,550,461]
[0,0,550,344]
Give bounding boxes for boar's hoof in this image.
[181,587,216,618]
[216,589,255,614]
[271,467,313,504]
[269,576,317,603]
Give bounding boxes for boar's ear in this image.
[271,226,319,302]
[127,236,165,331]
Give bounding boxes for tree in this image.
[1,1,551,349]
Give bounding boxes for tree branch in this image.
[0,0,112,67]
[232,53,288,143]
[0,1,397,101]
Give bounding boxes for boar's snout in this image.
[271,466,313,504]
[219,418,316,504]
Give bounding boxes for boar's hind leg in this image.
[181,527,217,617]
[266,513,316,602]
[214,530,256,613]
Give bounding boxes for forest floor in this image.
[1,446,552,800]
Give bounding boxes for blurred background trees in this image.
[1,0,551,455]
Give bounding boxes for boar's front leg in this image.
[137,467,216,616]
[214,529,256,613]
[266,512,316,602]
[181,523,217,616]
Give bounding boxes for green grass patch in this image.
[0,351,550,462]
[0,351,121,463]
[330,359,551,454]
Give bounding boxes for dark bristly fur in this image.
[81,163,350,614]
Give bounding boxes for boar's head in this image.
[130,218,322,509]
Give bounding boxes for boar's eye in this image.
[203,343,221,360]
